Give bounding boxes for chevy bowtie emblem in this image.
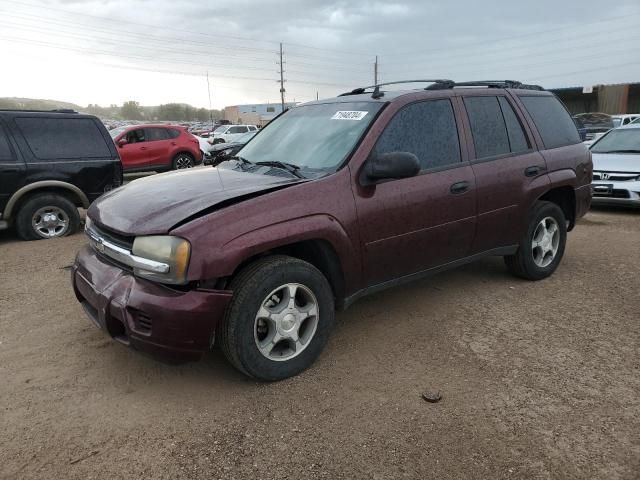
[92,236,105,253]
[601,173,610,180]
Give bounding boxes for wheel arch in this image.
[537,185,577,231]
[3,181,89,221]
[230,239,347,306]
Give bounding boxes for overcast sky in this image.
[1,0,639,109]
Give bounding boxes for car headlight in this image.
[132,236,191,285]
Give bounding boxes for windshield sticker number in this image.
[331,111,368,120]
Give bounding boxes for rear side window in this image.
[464,96,510,158]
[167,129,181,139]
[498,97,530,153]
[15,117,111,160]
[0,127,14,160]
[374,99,461,171]
[146,128,169,141]
[519,95,581,149]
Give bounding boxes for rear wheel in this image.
[219,255,335,381]
[172,153,194,170]
[504,201,567,280]
[15,194,81,241]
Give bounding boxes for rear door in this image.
[144,128,171,166]
[0,119,25,215]
[353,98,477,287]
[459,93,548,252]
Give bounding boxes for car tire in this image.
[504,201,567,280]
[15,194,81,241]
[219,255,335,381]
[172,153,195,170]
[213,138,225,145]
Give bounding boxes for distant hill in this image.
[0,97,83,111]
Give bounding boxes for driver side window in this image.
[126,129,145,144]
[374,99,461,172]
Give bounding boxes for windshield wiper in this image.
[594,149,640,154]
[255,161,305,178]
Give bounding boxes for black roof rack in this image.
[0,108,79,114]
[338,79,453,98]
[339,79,544,98]
[428,80,544,91]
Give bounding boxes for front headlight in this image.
[132,236,191,285]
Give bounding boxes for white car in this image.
[590,124,640,207]
[194,135,214,155]
[612,114,640,128]
[210,124,258,144]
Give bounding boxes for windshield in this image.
[612,118,622,128]
[109,127,126,138]
[237,102,383,175]
[214,125,228,133]
[591,129,640,153]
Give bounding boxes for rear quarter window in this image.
[15,117,112,160]
[0,126,15,160]
[167,129,181,139]
[519,96,581,149]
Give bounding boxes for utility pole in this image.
[206,71,213,130]
[374,55,378,85]
[278,43,286,112]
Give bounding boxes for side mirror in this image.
[117,138,127,148]
[361,152,421,186]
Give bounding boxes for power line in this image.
[381,10,640,59]
[5,0,372,58]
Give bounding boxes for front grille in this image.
[593,172,639,182]
[593,189,631,198]
[90,222,133,250]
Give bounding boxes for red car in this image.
[109,124,201,171]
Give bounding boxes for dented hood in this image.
[89,167,303,235]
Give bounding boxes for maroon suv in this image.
[72,80,592,380]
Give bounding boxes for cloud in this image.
[1,0,639,107]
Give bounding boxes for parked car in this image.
[0,109,122,240]
[590,123,640,207]
[203,130,257,166]
[611,114,640,128]
[194,135,214,157]
[573,113,614,144]
[109,124,201,172]
[210,124,258,144]
[72,80,591,380]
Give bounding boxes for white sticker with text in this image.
[331,111,368,120]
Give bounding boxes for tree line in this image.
[0,98,223,122]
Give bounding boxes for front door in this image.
[353,98,477,287]
[117,128,149,169]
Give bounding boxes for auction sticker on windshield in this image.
[331,111,368,120]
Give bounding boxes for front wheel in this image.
[219,256,335,381]
[15,194,81,241]
[504,201,567,280]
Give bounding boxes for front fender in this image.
[188,214,361,293]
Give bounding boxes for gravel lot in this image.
[1,208,638,479]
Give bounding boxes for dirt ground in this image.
[0,207,638,480]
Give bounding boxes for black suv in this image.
[0,110,122,240]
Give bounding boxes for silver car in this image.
[590,124,640,207]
